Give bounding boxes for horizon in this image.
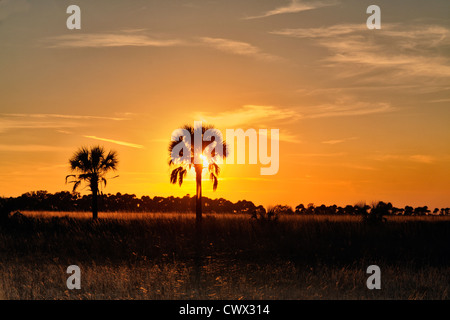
[1,0,450,210]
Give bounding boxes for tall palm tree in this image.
[168,124,227,227]
[66,146,118,220]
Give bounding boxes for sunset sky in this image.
[1,0,449,209]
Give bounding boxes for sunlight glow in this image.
[200,154,210,168]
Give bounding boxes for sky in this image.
[0,0,449,209]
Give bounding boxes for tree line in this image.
[294,202,450,216]
[1,191,448,216]
[0,190,261,214]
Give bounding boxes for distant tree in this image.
[272,205,294,215]
[252,205,279,223]
[404,206,414,216]
[306,203,315,214]
[354,202,370,216]
[295,204,305,214]
[391,206,403,216]
[362,201,388,224]
[66,146,118,220]
[414,206,430,216]
[344,205,355,215]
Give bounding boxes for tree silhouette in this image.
[66,146,118,219]
[168,124,227,227]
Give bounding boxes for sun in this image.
[200,154,210,167]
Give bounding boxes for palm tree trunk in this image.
[195,165,202,228]
[91,183,98,220]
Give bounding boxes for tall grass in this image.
[0,212,449,299]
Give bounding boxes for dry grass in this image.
[1,212,449,300]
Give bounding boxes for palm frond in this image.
[65,174,76,183]
[208,163,220,176]
[100,177,107,188]
[209,172,218,191]
[101,150,118,171]
[178,168,187,186]
[70,146,91,172]
[90,145,105,171]
[170,167,181,185]
[70,180,82,192]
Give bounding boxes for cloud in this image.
[245,0,337,19]
[322,139,345,145]
[292,152,346,157]
[195,105,298,127]
[196,100,391,134]
[409,155,435,164]
[44,33,281,62]
[427,98,450,103]
[0,119,78,133]
[194,105,301,143]
[299,101,392,119]
[83,135,144,149]
[272,23,450,81]
[200,37,280,61]
[321,137,358,145]
[0,144,70,152]
[257,127,301,144]
[44,33,184,48]
[3,113,127,121]
[373,154,436,164]
[0,113,127,133]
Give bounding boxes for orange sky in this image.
[1,0,450,209]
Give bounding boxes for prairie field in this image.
[0,211,449,300]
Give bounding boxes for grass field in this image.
[0,211,449,300]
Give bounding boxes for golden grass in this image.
[21,210,450,222]
[1,211,449,300]
[1,260,448,300]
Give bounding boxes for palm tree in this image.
[66,146,118,220]
[168,124,227,227]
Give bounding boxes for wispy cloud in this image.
[258,127,301,144]
[3,113,127,121]
[195,104,298,127]
[44,32,281,62]
[291,152,346,157]
[322,139,345,145]
[194,105,300,143]
[409,155,436,164]
[43,33,184,48]
[196,100,390,133]
[0,144,70,152]
[245,0,337,19]
[0,113,127,133]
[322,137,357,145]
[0,118,78,133]
[299,100,392,119]
[428,98,450,103]
[272,23,450,81]
[200,37,280,61]
[83,135,144,149]
[373,154,436,164]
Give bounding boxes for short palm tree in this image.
[66,146,118,220]
[168,124,227,227]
